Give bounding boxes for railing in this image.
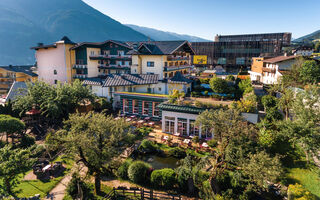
[73,64,87,69]
[73,74,88,79]
[103,187,182,200]
[167,56,189,61]
[262,67,276,73]
[99,64,130,69]
[90,55,131,59]
[164,65,193,72]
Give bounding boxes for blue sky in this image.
[83,0,320,40]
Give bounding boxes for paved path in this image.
[43,164,87,200]
[43,173,72,200]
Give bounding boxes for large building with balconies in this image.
[31,37,133,84]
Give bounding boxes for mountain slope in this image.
[293,30,320,43]
[0,0,148,65]
[126,24,211,42]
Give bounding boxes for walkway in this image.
[43,164,87,200]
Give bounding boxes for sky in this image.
[83,0,320,40]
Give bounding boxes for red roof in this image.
[263,55,298,64]
[26,108,41,115]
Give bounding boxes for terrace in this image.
[89,54,131,60]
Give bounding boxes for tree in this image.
[238,79,253,96]
[277,88,294,120]
[280,86,320,161]
[168,89,185,104]
[209,77,229,94]
[0,115,25,144]
[314,41,320,53]
[298,60,320,84]
[196,109,258,195]
[0,145,34,194]
[242,151,282,191]
[52,112,131,194]
[13,80,95,124]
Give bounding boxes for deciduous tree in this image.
[52,112,131,194]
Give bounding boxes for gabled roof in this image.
[263,55,298,64]
[168,72,193,84]
[130,41,195,55]
[0,65,38,77]
[82,77,104,86]
[5,82,28,103]
[70,40,133,50]
[83,74,159,87]
[103,74,159,87]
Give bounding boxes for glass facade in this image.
[177,118,188,136]
[165,117,175,134]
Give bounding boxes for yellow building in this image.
[0,65,38,94]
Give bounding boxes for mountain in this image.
[293,30,320,43]
[0,0,148,65]
[126,24,211,42]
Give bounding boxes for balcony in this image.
[89,54,131,60]
[73,64,87,69]
[167,56,190,61]
[164,65,193,72]
[262,67,276,73]
[73,74,88,79]
[98,64,130,70]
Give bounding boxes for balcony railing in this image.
[73,64,87,69]
[262,67,276,73]
[89,54,131,60]
[73,74,88,79]
[167,56,190,61]
[164,65,193,72]
[98,64,130,69]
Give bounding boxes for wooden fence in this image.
[104,187,182,200]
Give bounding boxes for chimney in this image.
[284,52,287,57]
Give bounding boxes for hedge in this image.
[128,161,152,184]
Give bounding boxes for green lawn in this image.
[15,155,74,198]
[286,167,320,198]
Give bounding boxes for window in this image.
[90,51,95,56]
[153,102,160,117]
[178,118,187,136]
[142,101,149,115]
[158,87,161,92]
[147,61,154,67]
[53,70,57,75]
[118,51,124,56]
[165,117,175,134]
[133,100,139,114]
[123,99,129,113]
[189,120,199,136]
[104,50,110,55]
[147,72,154,75]
[54,80,58,84]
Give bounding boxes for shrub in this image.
[128,161,152,184]
[287,183,316,200]
[117,159,132,180]
[226,75,236,81]
[203,91,209,96]
[136,127,153,137]
[66,173,94,199]
[19,134,35,148]
[175,167,192,190]
[207,139,218,148]
[192,136,200,143]
[139,139,157,153]
[168,147,187,159]
[151,168,176,189]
